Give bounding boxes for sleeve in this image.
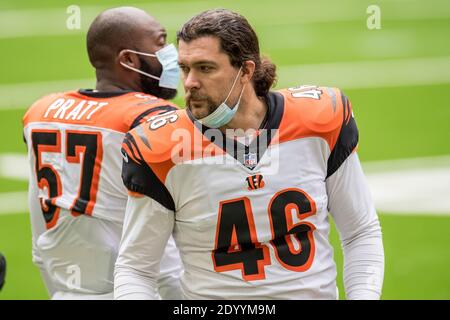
[326,91,359,178]
[121,132,175,210]
[128,104,178,130]
[27,179,57,298]
[114,195,176,300]
[326,152,385,300]
[24,122,56,298]
[157,236,184,300]
[116,133,182,299]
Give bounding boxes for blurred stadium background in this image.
[0,0,449,299]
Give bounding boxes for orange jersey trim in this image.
[127,109,226,184]
[23,91,178,133]
[277,87,346,151]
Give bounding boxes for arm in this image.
[326,152,384,299]
[24,108,59,298]
[116,130,183,299]
[157,236,183,300]
[28,183,57,298]
[114,194,176,300]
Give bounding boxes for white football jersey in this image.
[23,89,182,298]
[116,86,384,299]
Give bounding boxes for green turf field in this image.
[0,0,449,299]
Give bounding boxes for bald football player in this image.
[23,7,183,299]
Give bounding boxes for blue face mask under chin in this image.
[196,67,245,129]
[120,44,180,89]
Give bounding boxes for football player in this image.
[23,7,183,299]
[115,9,384,299]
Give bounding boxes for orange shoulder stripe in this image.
[129,110,225,184]
[277,86,346,151]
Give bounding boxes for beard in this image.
[139,57,177,100]
[186,90,219,119]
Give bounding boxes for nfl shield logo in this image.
[244,152,257,168]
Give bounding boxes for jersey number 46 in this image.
[212,188,317,281]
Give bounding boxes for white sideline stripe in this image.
[4,154,450,181]
[0,153,29,180]
[1,0,449,39]
[0,154,449,215]
[2,56,450,110]
[362,155,450,173]
[0,191,29,215]
[0,79,95,110]
[275,56,450,89]
[366,168,450,215]
[363,156,450,215]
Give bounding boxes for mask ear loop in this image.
[223,66,243,105]
[235,82,246,108]
[123,49,157,58]
[119,61,161,80]
[119,49,160,80]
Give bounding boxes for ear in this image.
[118,50,141,69]
[241,60,256,84]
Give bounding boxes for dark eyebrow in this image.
[192,60,219,67]
[178,59,219,68]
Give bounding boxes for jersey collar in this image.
[77,89,135,98]
[187,91,285,170]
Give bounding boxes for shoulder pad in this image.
[278,85,349,134]
[278,85,359,177]
[23,92,68,126]
[127,109,192,164]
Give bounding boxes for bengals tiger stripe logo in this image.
[246,174,265,190]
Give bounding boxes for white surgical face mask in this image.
[120,43,180,89]
[196,67,245,128]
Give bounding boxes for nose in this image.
[183,70,200,92]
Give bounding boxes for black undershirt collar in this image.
[187,91,285,170]
[77,89,134,98]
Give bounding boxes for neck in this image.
[95,69,140,92]
[221,88,267,133]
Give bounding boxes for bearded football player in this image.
[115,9,384,300]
